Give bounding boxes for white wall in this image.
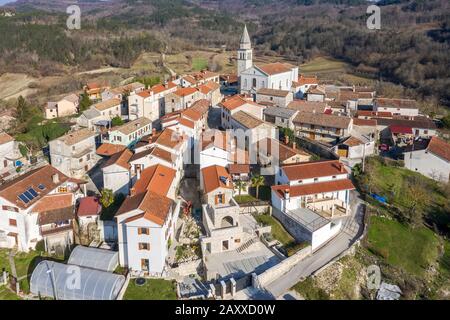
[102,164,130,195]
[404,150,450,182]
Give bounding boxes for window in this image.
[138,227,149,235]
[72,146,75,151]
[270,97,273,101]
[9,219,17,226]
[298,180,303,184]
[332,176,336,179]
[314,178,319,182]
[215,193,225,205]
[252,78,257,88]
[139,243,150,250]
[424,130,428,135]
[141,259,149,271]
[86,154,90,161]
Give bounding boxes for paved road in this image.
[265,192,365,298]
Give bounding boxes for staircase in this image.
[236,237,258,254]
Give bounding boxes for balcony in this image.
[71,147,93,159]
[305,197,349,218]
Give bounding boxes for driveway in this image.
[264,191,366,298]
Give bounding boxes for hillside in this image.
[0,0,449,106]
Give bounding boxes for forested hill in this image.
[1,0,449,106]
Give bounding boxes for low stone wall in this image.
[171,259,203,277]
[257,245,312,288]
[238,204,270,214]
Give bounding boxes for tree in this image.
[111,116,124,127]
[234,180,246,196]
[100,189,114,208]
[79,92,93,112]
[251,175,265,199]
[404,177,431,228]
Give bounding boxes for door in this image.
[222,240,229,251]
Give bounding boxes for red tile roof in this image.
[353,118,377,127]
[156,128,186,150]
[0,132,14,144]
[133,164,176,196]
[117,190,173,226]
[282,160,348,181]
[103,148,133,169]
[32,193,73,213]
[272,179,355,198]
[178,117,195,129]
[77,197,101,217]
[151,82,177,95]
[390,125,412,134]
[0,165,71,209]
[96,143,126,156]
[427,136,450,162]
[201,165,233,193]
[228,164,250,174]
[257,62,295,76]
[136,90,152,98]
[174,87,198,97]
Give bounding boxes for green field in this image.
[367,216,440,277]
[0,287,20,300]
[300,56,347,74]
[123,278,177,300]
[192,57,208,71]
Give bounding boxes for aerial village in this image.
[0,25,449,301]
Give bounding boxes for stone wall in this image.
[257,245,312,288]
[171,259,203,277]
[295,136,339,160]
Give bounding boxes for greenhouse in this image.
[67,246,119,272]
[30,260,126,300]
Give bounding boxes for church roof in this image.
[240,24,251,49]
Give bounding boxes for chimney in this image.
[136,167,141,181]
[340,163,346,173]
[353,85,356,93]
[284,189,290,200]
[292,142,296,150]
[52,174,59,184]
[130,187,136,196]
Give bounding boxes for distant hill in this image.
[0,0,449,106]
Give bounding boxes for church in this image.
[237,25,299,95]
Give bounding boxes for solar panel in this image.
[28,188,39,197]
[23,190,35,200]
[19,194,30,204]
[38,184,45,190]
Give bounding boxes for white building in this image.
[256,88,293,108]
[0,132,20,176]
[102,149,133,195]
[115,164,180,277]
[404,136,450,182]
[220,95,265,129]
[49,128,98,178]
[271,160,355,250]
[45,93,80,119]
[101,117,152,147]
[374,98,419,117]
[0,165,83,252]
[237,26,299,95]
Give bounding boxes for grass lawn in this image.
[254,214,306,256]
[192,57,208,71]
[234,194,257,204]
[367,216,440,277]
[124,278,177,300]
[0,248,62,294]
[300,56,347,74]
[0,287,21,300]
[292,277,329,300]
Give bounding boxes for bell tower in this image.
[237,24,253,78]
